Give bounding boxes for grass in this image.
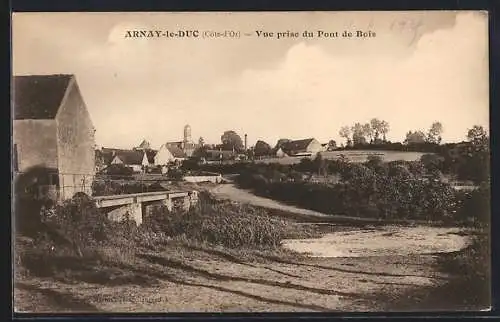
[143,192,318,249]
[255,150,429,165]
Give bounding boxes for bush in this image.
[105,164,134,177]
[236,162,461,222]
[454,184,490,227]
[92,180,167,196]
[143,192,291,249]
[39,193,111,257]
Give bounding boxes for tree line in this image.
[198,119,482,159]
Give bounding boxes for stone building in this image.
[13,74,96,200]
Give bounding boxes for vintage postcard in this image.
[12,11,490,313]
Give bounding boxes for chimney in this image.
[244,134,248,151]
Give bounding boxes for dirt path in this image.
[211,183,352,221]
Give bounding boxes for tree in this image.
[362,123,374,143]
[254,140,273,157]
[404,130,427,145]
[198,137,205,147]
[379,120,390,142]
[221,130,244,151]
[192,145,208,158]
[351,123,367,145]
[420,153,444,177]
[462,125,490,184]
[427,122,443,144]
[467,125,489,152]
[327,140,337,151]
[339,126,352,146]
[370,118,390,143]
[370,118,382,141]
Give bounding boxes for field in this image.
[255,150,431,165]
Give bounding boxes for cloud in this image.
[196,12,488,146]
[13,12,488,148]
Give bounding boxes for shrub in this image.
[236,162,462,223]
[143,192,291,249]
[92,180,167,196]
[39,193,111,257]
[454,184,490,227]
[105,164,134,177]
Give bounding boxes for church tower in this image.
[183,124,192,144]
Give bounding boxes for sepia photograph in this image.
[12,11,490,313]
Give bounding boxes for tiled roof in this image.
[114,150,145,165]
[137,139,151,150]
[282,138,316,154]
[13,74,74,120]
[167,145,186,158]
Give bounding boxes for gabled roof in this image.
[114,150,144,165]
[144,149,157,163]
[282,138,316,153]
[136,139,151,150]
[13,74,74,120]
[166,146,186,158]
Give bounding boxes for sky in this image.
[12,11,489,149]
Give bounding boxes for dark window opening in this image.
[50,174,59,186]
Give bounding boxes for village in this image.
[13,74,481,204]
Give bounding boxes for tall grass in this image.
[143,192,309,249]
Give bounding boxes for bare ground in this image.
[14,242,449,313]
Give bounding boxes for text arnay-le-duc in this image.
[124,29,377,39]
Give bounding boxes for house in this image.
[110,150,144,172]
[13,74,96,200]
[154,144,186,165]
[281,138,322,157]
[143,149,157,166]
[276,147,289,158]
[134,139,151,151]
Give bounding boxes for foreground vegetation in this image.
[380,231,490,311]
[15,192,316,283]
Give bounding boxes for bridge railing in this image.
[13,171,178,201]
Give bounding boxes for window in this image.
[13,144,18,172]
[50,173,59,186]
